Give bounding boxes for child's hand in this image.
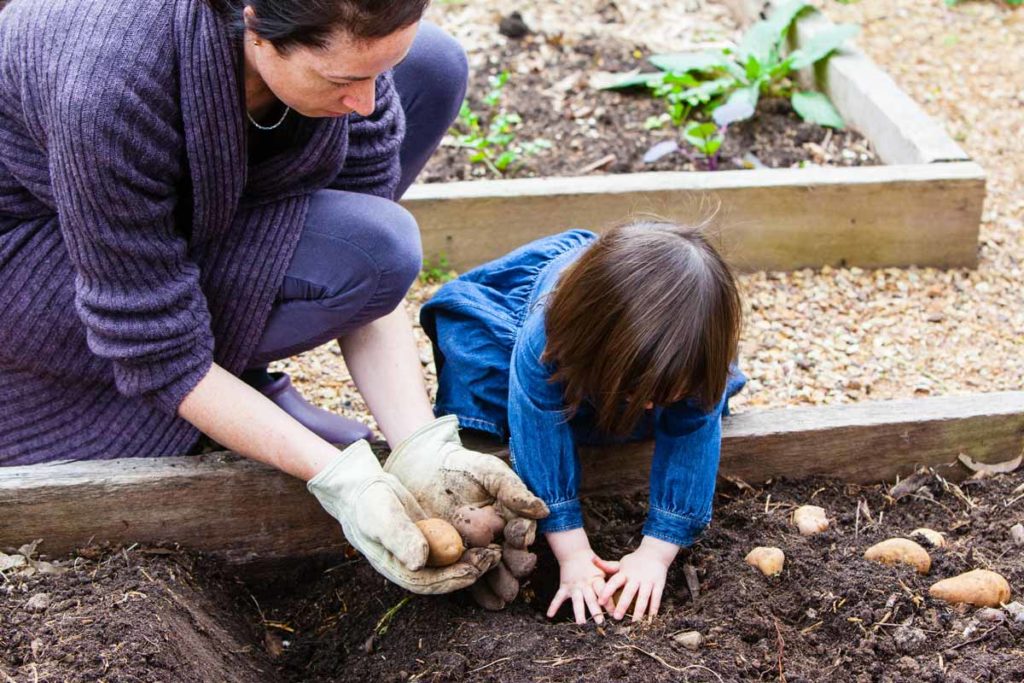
[545,529,610,625]
[595,536,680,622]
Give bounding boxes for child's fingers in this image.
[631,583,652,623]
[582,584,605,625]
[546,586,568,618]
[571,588,587,625]
[592,556,619,573]
[597,572,626,606]
[649,582,665,619]
[613,580,640,621]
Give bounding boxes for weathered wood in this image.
[404,162,985,273]
[2,392,1021,564]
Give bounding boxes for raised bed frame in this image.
[3,391,1022,565]
[402,4,985,273]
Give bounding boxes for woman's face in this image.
[244,8,418,118]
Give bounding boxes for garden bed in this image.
[3,468,1021,682]
[402,3,985,273]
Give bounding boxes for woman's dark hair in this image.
[209,0,430,52]
[543,218,742,437]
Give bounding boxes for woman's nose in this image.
[343,79,376,117]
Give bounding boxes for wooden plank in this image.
[404,162,985,273]
[2,392,1021,564]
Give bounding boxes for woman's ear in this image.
[242,4,257,31]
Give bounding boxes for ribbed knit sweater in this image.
[0,0,405,465]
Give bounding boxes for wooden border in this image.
[4,392,1021,564]
[401,6,985,273]
[405,162,984,273]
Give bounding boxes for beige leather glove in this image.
[383,415,550,524]
[383,416,549,609]
[308,439,499,594]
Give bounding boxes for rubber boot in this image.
[255,371,373,446]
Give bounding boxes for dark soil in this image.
[3,469,1021,682]
[422,34,879,183]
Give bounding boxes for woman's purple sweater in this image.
[0,0,405,465]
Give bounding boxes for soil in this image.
[421,34,878,184]
[4,468,1022,682]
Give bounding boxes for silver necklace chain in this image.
[247,105,291,131]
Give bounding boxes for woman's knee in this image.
[372,202,423,304]
[398,23,469,121]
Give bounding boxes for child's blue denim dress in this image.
[420,230,746,547]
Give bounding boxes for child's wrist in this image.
[639,535,681,566]
[545,528,592,561]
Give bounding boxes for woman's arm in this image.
[178,362,341,481]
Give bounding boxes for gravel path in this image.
[276,0,1023,430]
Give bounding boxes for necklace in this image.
[247,105,291,131]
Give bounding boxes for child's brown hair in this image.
[543,219,741,436]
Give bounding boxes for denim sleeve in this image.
[644,396,725,547]
[507,318,583,535]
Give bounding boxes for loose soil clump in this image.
[422,34,877,184]
[4,468,1020,682]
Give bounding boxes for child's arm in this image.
[597,394,729,621]
[546,528,610,625]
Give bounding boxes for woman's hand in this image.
[545,529,609,625]
[595,536,681,622]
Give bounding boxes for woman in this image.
[0,0,547,594]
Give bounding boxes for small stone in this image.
[1004,601,1024,623]
[1010,523,1024,546]
[672,631,703,650]
[25,593,50,612]
[975,607,1005,622]
[498,12,530,39]
[896,656,919,672]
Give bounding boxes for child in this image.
[420,220,745,624]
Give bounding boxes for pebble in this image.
[25,593,50,612]
[975,607,1006,622]
[1004,601,1024,623]
[672,631,704,650]
[1010,523,1024,546]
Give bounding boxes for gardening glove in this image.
[383,416,548,609]
[383,415,550,526]
[308,439,500,595]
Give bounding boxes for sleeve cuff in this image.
[642,506,709,547]
[536,498,584,534]
[112,343,214,416]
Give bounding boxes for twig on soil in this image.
[772,617,787,683]
[0,666,17,683]
[614,644,685,674]
[683,564,701,603]
[947,626,998,651]
[467,656,512,674]
[375,595,413,636]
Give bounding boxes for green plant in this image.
[419,254,457,285]
[450,71,551,176]
[683,122,725,169]
[600,0,856,130]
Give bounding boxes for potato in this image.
[863,538,931,574]
[745,546,785,576]
[485,561,520,603]
[501,544,538,578]
[929,569,1011,608]
[503,518,537,549]
[910,528,946,549]
[452,505,503,548]
[792,505,829,536]
[415,518,465,567]
[469,581,505,611]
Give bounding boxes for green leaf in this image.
[704,139,723,156]
[596,70,666,90]
[713,86,759,126]
[738,20,780,65]
[764,0,813,39]
[495,150,517,171]
[649,51,730,74]
[745,54,763,80]
[789,24,859,70]
[677,78,735,105]
[791,91,845,128]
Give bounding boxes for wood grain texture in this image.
[405,162,985,272]
[3,392,1021,564]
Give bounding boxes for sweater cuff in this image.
[111,339,215,416]
[536,498,584,534]
[642,506,709,548]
